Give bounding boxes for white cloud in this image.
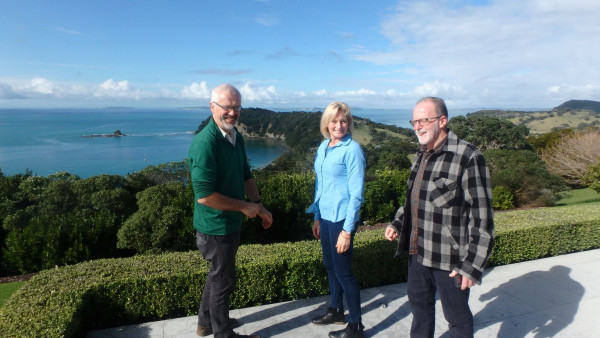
[254,13,279,27]
[29,77,57,95]
[94,79,143,100]
[180,81,210,99]
[0,83,24,99]
[352,0,600,107]
[411,81,466,99]
[335,88,377,96]
[547,84,600,100]
[238,82,278,102]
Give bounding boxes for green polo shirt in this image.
[188,117,253,235]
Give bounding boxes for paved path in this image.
[88,249,600,337]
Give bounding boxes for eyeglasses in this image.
[212,102,242,112]
[409,116,442,127]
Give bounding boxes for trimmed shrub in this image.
[0,231,402,337]
[1,203,599,337]
[492,185,515,210]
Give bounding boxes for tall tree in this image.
[540,129,600,186]
[448,115,532,151]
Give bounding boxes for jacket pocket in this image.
[429,178,458,208]
[441,224,460,251]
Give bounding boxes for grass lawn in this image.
[556,188,600,206]
[0,281,25,308]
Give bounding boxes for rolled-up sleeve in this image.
[343,144,366,232]
[189,135,216,200]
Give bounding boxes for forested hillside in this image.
[554,99,600,112]
[196,108,418,174]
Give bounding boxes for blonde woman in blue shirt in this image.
[307,101,366,338]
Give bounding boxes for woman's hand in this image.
[312,220,320,239]
[336,230,351,253]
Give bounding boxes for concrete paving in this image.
[87,249,600,337]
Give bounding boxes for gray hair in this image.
[416,97,448,118]
[211,84,241,102]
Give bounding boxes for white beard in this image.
[415,122,440,147]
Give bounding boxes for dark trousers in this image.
[407,255,473,338]
[320,219,362,324]
[196,231,240,338]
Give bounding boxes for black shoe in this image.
[196,318,240,336]
[233,334,259,338]
[328,323,365,338]
[312,307,345,325]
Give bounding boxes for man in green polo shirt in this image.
[189,83,272,338]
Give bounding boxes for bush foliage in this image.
[1,203,599,337]
[0,167,410,275]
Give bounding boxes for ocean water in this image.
[0,108,289,178]
[0,107,472,178]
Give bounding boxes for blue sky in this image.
[1,0,599,109]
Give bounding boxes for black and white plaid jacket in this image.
[389,130,494,284]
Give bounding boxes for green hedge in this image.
[488,203,600,265]
[1,203,599,337]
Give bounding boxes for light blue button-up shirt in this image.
[307,133,366,232]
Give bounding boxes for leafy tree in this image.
[2,210,118,275]
[361,169,410,223]
[0,172,145,275]
[363,138,414,176]
[247,171,316,243]
[527,128,575,152]
[582,161,600,193]
[448,115,532,151]
[484,149,566,207]
[117,181,194,254]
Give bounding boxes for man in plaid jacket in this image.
[385,97,494,337]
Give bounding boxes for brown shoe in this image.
[233,334,260,338]
[196,318,240,336]
[196,325,212,337]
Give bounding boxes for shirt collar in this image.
[217,125,236,145]
[330,133,353,148]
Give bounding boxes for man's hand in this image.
[258,204,273,229]
[312,220,320,239]
[385,226,398,241]
[449,270,475,290]
[241,202,261,218]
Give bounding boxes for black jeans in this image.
[407,255,473,338]
[196,231,241,338]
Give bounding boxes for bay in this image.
[0,107,474,178]
[0,108,289,178]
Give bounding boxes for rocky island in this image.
[84,130,126,137]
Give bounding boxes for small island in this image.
[83,129,126,138]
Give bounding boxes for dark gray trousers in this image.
[196,230,240,338]
[407,254,473,338]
